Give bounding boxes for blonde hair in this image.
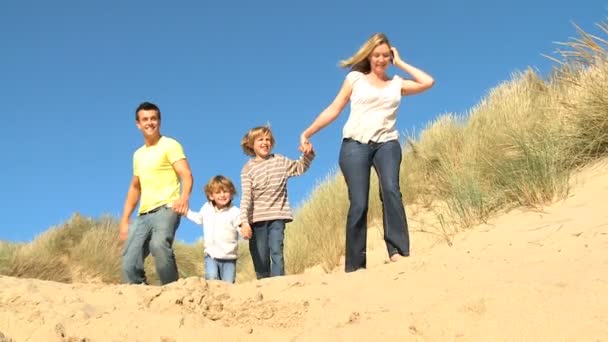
[339,33,391,74]
[204,175,237,203]
[240,125,275,157]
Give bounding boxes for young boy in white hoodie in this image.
[186,175,240,283]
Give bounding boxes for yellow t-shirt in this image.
[133,136,186,214]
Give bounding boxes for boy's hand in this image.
[240,222,253,240]
[303,145,315,157]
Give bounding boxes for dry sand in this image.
[2,161,608,341]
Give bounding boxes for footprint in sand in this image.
[0,331,14,342]
[54,323,90,342]
[461,298,488,316]
[347,311,360,324]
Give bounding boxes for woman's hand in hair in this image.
[390,46,402,65]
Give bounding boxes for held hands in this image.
[299,133,314,155]
[172,197,189,216]
[240,222,253,240]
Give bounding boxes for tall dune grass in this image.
[402,69,570,228]
[1,21,607,283]
[0,214,204,284]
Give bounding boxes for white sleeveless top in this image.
[342,71,403,143]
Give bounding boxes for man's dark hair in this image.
[135,102,161,121]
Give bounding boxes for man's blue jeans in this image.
[249,220,285,279]
[205,254,236,283]
[122,206,180,285]
[339,138,410,273]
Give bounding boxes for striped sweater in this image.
[240,153,314,224]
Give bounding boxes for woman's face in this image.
[368,43,392,73]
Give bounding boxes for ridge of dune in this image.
[2,160,608,341]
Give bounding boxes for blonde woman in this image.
[299,33,434,273]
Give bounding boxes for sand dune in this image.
[2,161,608,341]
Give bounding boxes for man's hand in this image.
[119,219,129,241]
[172,159,193,216]
[172,197,189,216]
[240,222,253,240]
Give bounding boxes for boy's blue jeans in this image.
[205,254,236,283]
[122,206,180,285]
[249,220,286,279]
[339,138,410,273]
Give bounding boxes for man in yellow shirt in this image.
[119,102,193,285]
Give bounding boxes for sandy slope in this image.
[2,161,608,342]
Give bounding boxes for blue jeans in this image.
[122,206,181,285]
[249,220,285,279]
[205,255,236,283]
[339,138,410,272]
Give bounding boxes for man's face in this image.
[136,109,160,139]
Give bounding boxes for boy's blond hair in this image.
[339,33,392,74]
[204,175,237,202]
[240,125,275,157]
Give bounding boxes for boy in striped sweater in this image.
[239,125,315,279]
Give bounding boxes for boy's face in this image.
[253,133,272,159]
[209,189,232,209]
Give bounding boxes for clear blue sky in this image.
[1,0,605,243]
